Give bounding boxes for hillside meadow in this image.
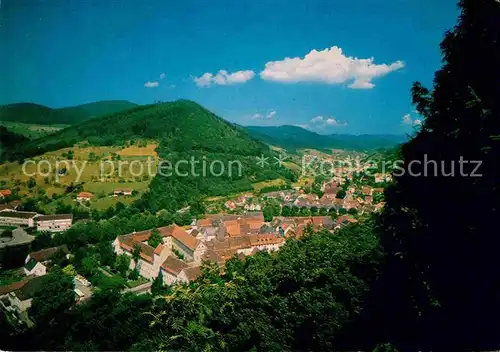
[0,121,68,139]
[0,143,159,210]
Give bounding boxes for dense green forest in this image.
[245,125,407,151]
[0,100,137,125]
[374,0,500,349]
[0,127,29,161]
[0,219,381,351]
[1,1,499,350]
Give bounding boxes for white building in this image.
[112,228,173,280]
[35,214,73,232]
[24,245,70,277]
[114,188,133,196]
[24,259,47,277]
[160,255,188,285]
[164,224,208,263]
[0,211,38,227]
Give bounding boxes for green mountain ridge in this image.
[0,100,138,125]
[4,99,296,211]
[245,125,408,151]
[12,100,271,158]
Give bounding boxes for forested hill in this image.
[0,126,29,160]
[5,99,296,211]
[57,100,138,122]
[0,100,137,125]
[245,125,407,151]
[11,100,271,159]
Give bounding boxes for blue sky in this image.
[1,0,459,134]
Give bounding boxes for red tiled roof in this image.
[161,256,188,276]
[362,187,372,195]
[201,249,221,263]
[0,277,31,295]
[77,192,94,198]
[154,244,164,255]
[311,216,334,228]
[196,218,213,227]
[29,245,70,262]
[336,215,358,225]
[166,224,199,250]
[117,235,155,263]
[131,230,151,243]
[182,266,202,281]
[0,189,12,197]
[215,248,238,263]
[248,234,284,246]
[223,216,266,237]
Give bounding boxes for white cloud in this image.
[325,117,347,126]
[348,80,375,89]
[159,73,166,80]
[252,110,277,120]
[295,124,311,130]
[193,69,255,87]
[144,81,159,88]
[260,46,404,89]
[310,115,347,127]
[310,116,324,123]
[402,113,422,126]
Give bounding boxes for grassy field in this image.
[0,143,159,211]
[283,161,302,173]
[118,144,158,157]
[0,121,69,139]
[293,176,314,188]
[252,178,288,192]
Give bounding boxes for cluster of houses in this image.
[76,188,134,203]
[259,184,385,214]
[112,225,208,285]
[0,209,73,232]
[222,172,388,215]
[112,211,350,286]
[224,193,261,211]
[288,183,385,213]
[0,245,92,319]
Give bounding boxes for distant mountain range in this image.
[0,99,406,157]
[0,100,138,125]
[244,125,407,151]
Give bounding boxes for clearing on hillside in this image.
[0,143,159,211]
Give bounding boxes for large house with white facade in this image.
[36,214,73,232]
[112,224,210,283]
[165,224,207,263]
[112,229,172,280]
[24,245,71,277]
[0,211,38,227]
